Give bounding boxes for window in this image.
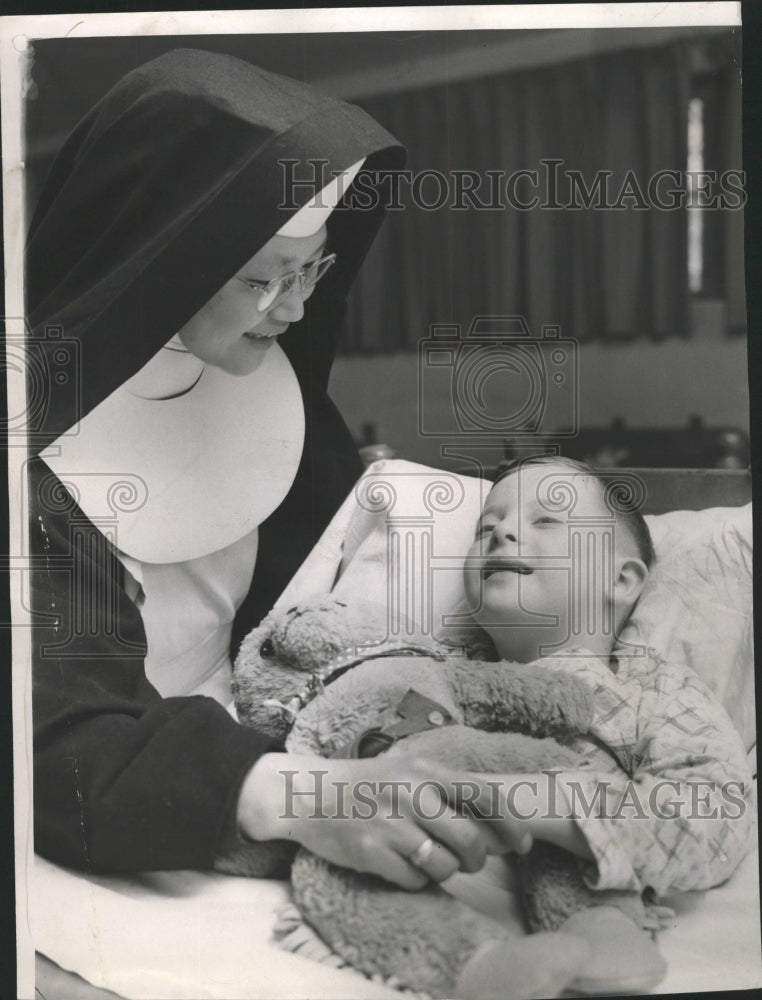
[686,96,705,294]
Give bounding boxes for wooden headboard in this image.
[624,468,752,515]
[366,449,752,517]
[436,460,753,516]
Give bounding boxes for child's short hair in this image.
[494,455,656,568]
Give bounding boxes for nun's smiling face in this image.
[177,226,328,375]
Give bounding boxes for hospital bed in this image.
[33,462,760,999]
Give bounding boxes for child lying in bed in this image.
[444,454,755,993]
[242,455,755,997]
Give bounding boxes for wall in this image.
[330,336,750,470]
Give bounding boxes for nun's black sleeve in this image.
[30,459,282,873]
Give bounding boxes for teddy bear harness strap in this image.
[263,642,448,729]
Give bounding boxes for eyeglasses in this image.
[235,253,337,313]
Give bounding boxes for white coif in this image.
[41,340,305,564]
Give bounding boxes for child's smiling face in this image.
[463,462,619,657]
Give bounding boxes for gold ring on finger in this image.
[408,837,436,868]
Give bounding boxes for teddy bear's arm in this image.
[447,659,594,740]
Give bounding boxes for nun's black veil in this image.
[26,48,405,871]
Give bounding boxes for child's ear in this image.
[614,557,649,605]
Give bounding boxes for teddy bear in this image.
[216,595,667,999]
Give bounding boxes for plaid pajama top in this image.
[540,647,756,897]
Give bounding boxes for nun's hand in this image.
[237,753,496,890]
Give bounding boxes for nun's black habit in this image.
[26,49,404,872]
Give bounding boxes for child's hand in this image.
[458,771,594,861]
[409,765,534,857]
[478,817,534,856]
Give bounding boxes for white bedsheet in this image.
[35,845,762,998]
[34,856,398,1000]
[34,464,762,997]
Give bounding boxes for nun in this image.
[27,49,492,885]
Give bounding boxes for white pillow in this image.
[334,460,754,749]
[338,460,489,630]
[621,503,754,751]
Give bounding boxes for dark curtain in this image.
[716,38,745,334]
[344,41,693,353]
